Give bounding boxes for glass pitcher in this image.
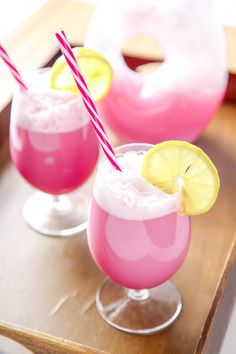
[85,0,227,143]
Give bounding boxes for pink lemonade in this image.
[10,124,99,195]
[88,145,191,290]
[86,0,227,144]
[10,70,99,195]
[97,77,225,144]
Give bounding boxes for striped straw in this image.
[0,44,27,90]
[55,30,121,172]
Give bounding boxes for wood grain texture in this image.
[0,321,108,354]
[1,102,236,354]
[197,246,236,354]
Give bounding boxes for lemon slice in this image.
[141,141,220,215]
[50,47,113,102]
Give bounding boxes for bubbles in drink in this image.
[94,150,179,220]
[12,70,89,133]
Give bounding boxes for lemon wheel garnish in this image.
[50,47,113,102]
[141,141,220,215]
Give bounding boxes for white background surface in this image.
[0,0,236,39]
[0,1,236,353]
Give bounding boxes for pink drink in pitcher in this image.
[85,0,227,143]
[88,144,190,290]
[97,80,224,143]
[10,69,99,195]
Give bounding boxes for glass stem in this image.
[51,194,72,213]
[53,195,61,203]
[128,289,150,301]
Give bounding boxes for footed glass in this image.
[10,68,99,237]
[87,144,191,334]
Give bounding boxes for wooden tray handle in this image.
[0,321,109,354]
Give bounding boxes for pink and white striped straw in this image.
[55,30,121,172]
[0,44,27,91]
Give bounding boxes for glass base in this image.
[96,279,182,335]
[23,192,88,237]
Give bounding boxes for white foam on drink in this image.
[94,150,180,220]
[12,69,90,133]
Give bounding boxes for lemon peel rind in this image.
[50,47,113,103]
[141,140,220,216]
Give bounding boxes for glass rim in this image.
[95,142,168,197]
[94,142,180,213]
[13,67,83,102]
[97,142,153,175]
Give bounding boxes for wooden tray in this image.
[1,1,236,352]
[1,66,236,354]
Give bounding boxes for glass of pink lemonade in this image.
[10,68,99,237]
[87,141,219,334]
[88,143,190,334]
